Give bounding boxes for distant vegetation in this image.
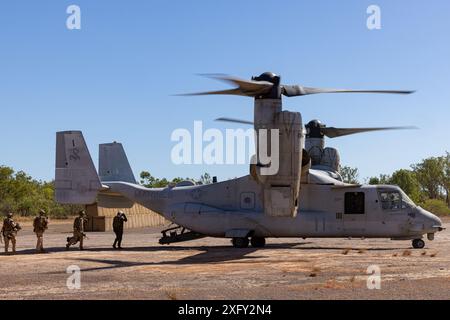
[1,152,448,217]
[340,152,450,216]
[0,166,82,218]
[139,171,212,188]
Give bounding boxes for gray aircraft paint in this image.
[55,131,443,245]
[54,73,442,248]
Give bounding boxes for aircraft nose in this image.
[420,208,444,231]
[431,214,443,229]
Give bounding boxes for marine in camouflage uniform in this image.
[66,210,88,250]
[33,209,49,253]
[1,212,21,254]
[112,211,128,249]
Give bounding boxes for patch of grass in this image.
[393,253,398,257]
[402,250,412,256]
[165,290,178,300]
[342,248,351,255]
[430,252,437,258]
[323,279,344,289]
[309,266,321,277]
[421,251,427,256]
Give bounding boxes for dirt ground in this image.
[0,218,449,300]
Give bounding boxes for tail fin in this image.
[98,142,136,183]
[55,131,102,204]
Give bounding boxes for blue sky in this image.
[0,0,449,183]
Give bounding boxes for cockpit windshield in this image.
[399,190,416,207]
[379,189,416,211]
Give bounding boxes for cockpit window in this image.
[400,190,415,207]
[379,191,402,210]
[379,190,415,210]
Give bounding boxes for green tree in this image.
[198,173,212,185]
[367,174,391,185]
[390,169,421,203]
[139,171,170,188]
[140,171,212,187]
[443,152,450,206]
[412,157,445,200]
[0,166,81,218]
[339,166,359,184]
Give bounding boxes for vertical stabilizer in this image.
[55,131,102,204]
[98,142,136,183]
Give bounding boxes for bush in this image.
[1,166,82,218]
[419,199,450,216]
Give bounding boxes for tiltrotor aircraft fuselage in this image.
[55,72,444,249]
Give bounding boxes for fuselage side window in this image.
[344,192,365,214]
[379,191,402,210]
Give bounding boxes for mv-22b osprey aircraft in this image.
[55,72,444,249]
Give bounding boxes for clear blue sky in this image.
[0,0,449,183]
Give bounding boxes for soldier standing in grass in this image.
[66,210,88,250]
[112,210,128,249]
[33,209,49,253]
[1,212,21,255]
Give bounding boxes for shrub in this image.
[419,199,450,216]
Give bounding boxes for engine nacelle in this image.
[252,109,303,217]
[320,147,340,172]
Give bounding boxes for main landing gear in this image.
[159,225,205,244]
[412,239,425,249]
[231,237,266,248]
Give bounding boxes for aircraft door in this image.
[343,191,366,234]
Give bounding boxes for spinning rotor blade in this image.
[179,74,273,97]
[215,117,254,125]
[282,85,415,97]
[321,126,418,138]
[177,88,248,96]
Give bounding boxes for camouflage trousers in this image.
[66,231,84,249]
[3,231,17,253]
[35,231,44,252]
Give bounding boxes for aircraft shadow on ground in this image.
[32,241,409,274]
[4,241,404,260]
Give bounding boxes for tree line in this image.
[340,152,450,216]
[0,166,82,218]
[0,167,214,218]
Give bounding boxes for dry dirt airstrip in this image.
[0,218,449,300]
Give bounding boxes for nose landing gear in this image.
[412,239,425,249]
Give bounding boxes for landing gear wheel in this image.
[232,237,249,248]
[412,239,425,249]
[250,237,266,248]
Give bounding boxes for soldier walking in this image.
[1,212,21,255]
[33,209,49,253]
[66,210,88,250]
[113,211,128,249]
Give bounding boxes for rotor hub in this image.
[306,120,325,138]
[252,72,281,99]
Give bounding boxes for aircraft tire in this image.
[412,239,425,249]
[232,237,249,248]
[250,237,266,248]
